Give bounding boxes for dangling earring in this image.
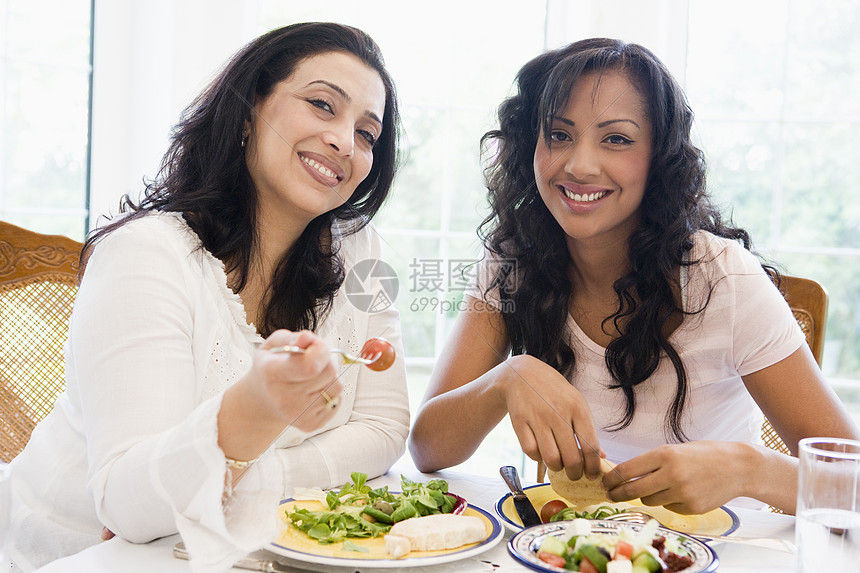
[241,134,248,148]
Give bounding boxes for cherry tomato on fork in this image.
[361,338,396,372]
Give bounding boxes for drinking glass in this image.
[796,437,860,572]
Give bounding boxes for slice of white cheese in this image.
[384,534,412,558]
[386,514,486,555]
[607,559,633,573]
[564,518,592,538]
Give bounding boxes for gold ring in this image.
[320,390,339,410]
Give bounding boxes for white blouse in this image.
[9,212,410,572]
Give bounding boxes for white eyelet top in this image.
[9,212,409,571]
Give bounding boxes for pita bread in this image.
[547,458,617,506]
[543,460,735,536]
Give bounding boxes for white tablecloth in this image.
[35,458,797,573]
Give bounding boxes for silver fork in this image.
[268,345,382,366]
[606,511,796,553]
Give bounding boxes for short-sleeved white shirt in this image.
[467,231,805,462]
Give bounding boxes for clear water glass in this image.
[796,437,860,572]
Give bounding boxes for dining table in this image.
[34,456,798,573]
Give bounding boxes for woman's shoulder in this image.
[334,218,382,260]
[691,230,763,274]
[98,211,199,252]
[106,210,193,237]
[87,211,206,277]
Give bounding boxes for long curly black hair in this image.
[82,22,400,337]
[480,38,770,441]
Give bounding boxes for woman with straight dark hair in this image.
[409,38,858,514]
[9,22,408,571]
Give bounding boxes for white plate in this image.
[508,519,719,573]
[269,497,504,568]
[496,483,740,536]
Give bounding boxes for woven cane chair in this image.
[536,274,829,483]
[0,220,82,462]
[760,275,828,457]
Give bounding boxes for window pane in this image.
[374,107,444,231]
[777,252,860,381]
[380,234,441,359]
[5,0,91,66]
[448,109,497,233]
[5,63,89,211]
[439,235,484,336]
[686,0,788,120]
[785,0,860,118]
[782,123,860,250]
[0,0,91,239]
[694,121,780,244]
[2,213,84,240]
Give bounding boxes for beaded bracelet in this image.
[225,456,259,470]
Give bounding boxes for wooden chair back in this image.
[761,274,828,457]
[0,220,82,461]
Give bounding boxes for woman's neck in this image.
[233,210,310,331]
[564,231,684,345]
[565,233,631,297]
[563,235,632,346]
[256,207,309,268]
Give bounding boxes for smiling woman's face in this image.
[533,70,653,250]
[246,51,386,231]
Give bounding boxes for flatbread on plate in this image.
[547,458,617,507]
[545,459,734,536]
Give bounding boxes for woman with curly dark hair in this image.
[409,38,857,514]
[9,23,408,571]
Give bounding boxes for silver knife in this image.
[500,465,542,527]
[173,542,314,573]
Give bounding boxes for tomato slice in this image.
[613,539,634,560]
[579,557,599,573]
[536,551,566,569]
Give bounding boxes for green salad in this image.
[551,505,626,522]
[286,472,462,544]
[536,518,695,573]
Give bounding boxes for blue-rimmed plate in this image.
[496,483,740,536]
[509,519,719,573]
[269,496,504,568]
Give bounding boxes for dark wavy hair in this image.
[480,38,769,441]
[83,22,400,337]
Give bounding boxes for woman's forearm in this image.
[218,379,286,462]
[742,443,799,514]
[408,367,509,472]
